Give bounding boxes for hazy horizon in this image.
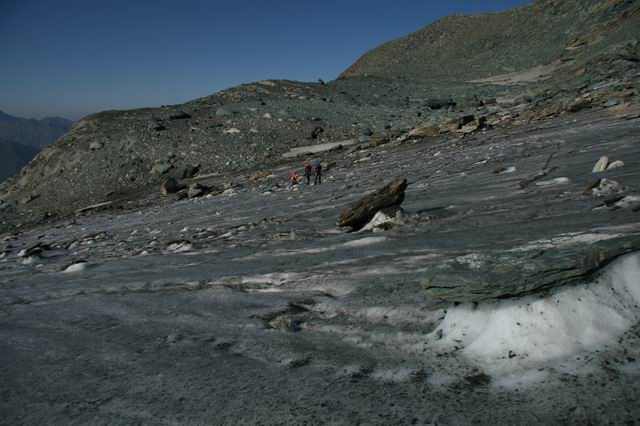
[0,0,529,121]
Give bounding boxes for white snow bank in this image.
[342,236,387,248]
[360,209,413,232]
[429,252,640,374]
[282,139,358,158]
[63,261,88,273]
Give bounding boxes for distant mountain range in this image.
[0,110,73,150]
[0,110,73,183]
[0,138,40,182]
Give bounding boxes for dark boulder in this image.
[311,126,324,140]
[338,178,408,231]
[168,111,191,120]
[160,178,183,195]
[425,98,456,109]
[567,98,592,113]
[176,164,200,179]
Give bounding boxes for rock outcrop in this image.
[338,179,408,231]
[424,236,640,303]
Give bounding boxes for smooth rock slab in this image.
[592,156,609,173]
[424,235,640,302]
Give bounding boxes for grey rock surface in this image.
[1,111,640,424]
[0,1,639,423]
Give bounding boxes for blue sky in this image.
[0,0,529,120]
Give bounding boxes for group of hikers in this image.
[289,161,322,187]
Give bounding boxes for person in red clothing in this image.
[289,167,300,188]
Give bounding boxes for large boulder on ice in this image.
[423,235,640,303]
[338,178,408,231]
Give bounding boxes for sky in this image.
[0,0,529,121]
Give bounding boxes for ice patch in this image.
[360,209,412,232]
[342,237,387,248]
[536,177,570,187]
[510,231,624,252]
[614,195,640,210]
[22,256,39,265]
[426,372,457,387]
[454,253,485,269]
[165,241,193,253]
[429,252,640,374]
[263,236,388,258]
[63,261,88,273]
[492,369,549,389]
[370,367,415,383]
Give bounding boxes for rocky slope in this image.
[1,0,638,230]
[340,0,638,83]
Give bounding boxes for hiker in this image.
[303,162,312,185]
[289,167,300,188]
[314,162,322,185]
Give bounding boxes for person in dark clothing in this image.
[314,162,322,185]
[303,162,312,185]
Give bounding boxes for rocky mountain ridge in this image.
[0,138,39,183]
[0,0,638,231]
[0,110,73,150]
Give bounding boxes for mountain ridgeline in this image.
[0,138,40,183]
[0,111,73,184]
[0,111,73,150]
[0,0,638,227]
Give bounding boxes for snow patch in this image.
[429,252,640,375]
[454,253,485,269]
[342,237,387,248]
[165,241,193,253]
[510,231,624,252]
[360,209,412,232]
[370,367,415,383]
[492,370,549,389]
[22,256,39,265]
[536,177,570,187]
[427,372,457,387]
[63,262,88,273]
